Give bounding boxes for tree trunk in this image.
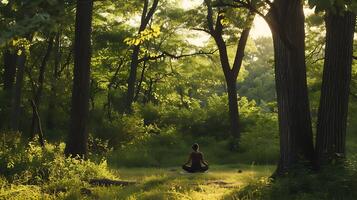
[30,100,45,147]
[47,32,62,130]
[270,0,315,174]
[3,50,17,91]
[126,45,140,110]
[316,11,356,165]
[133,61,147,102]
[1,49,17,129]
[65,0,93,158]
[30,35,54,138]
[10,50,26,131]
[226,76,240,140]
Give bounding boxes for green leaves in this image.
[0,0,8,5]
[124,25,161,46]
[309,0,357,13]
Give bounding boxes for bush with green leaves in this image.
[0,132,118,199]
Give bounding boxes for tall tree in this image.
[126,0,159,111]
[65,0,94,157]
[232,0,315,174]
[268,0,315,174]
[315,9,356,165]
[202,0,254,143]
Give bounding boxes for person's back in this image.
[190,151,203,168]
[182,143,209,173]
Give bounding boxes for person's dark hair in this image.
[192,143,199,151]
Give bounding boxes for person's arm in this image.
[184,153,192,166]
[201,153,208,166]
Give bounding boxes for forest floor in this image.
[88,164,274,200]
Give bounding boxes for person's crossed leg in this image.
[182,164,208,173]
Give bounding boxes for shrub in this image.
[0,132,118,199]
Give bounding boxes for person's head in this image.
[192,143,199,152]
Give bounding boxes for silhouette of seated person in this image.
[182,143,209,173]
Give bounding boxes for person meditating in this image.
[182,143,209,173]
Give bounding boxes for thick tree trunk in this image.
[316,11,356,165]
[65,0,93,158]
[30,35,54,138]
[226,76,240,140]
[10,51,26,131]
[270,0,315,174]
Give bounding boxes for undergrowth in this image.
[0,132,117,200]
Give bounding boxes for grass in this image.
[88,164,274,200]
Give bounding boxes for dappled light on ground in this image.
[92,164,274,199]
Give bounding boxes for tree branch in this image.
[204,0,215,34]
[232,27,251,77]
[141,0,159,31]
[191,28,211,35]
[140,0,149,31]
[138,49,218,63]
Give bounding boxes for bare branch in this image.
[191,28,211,35]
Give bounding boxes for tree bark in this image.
[126,46,140,110]
[30,99,45,147]
[133,61,147,102]
[47,32,62,130]
[3,50,17,91]
[269,0,315,174]
[1,49,17,129]
[65,0,93,158]
[10,50,26,131]
[226,76,240,139]
[30,35,54,138]
[316,11,356,165]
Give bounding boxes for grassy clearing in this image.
[90,164,274,200]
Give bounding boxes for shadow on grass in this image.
[223,164,357,200]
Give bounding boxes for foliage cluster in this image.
[0,132,117,200]
[105,94,279,168]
